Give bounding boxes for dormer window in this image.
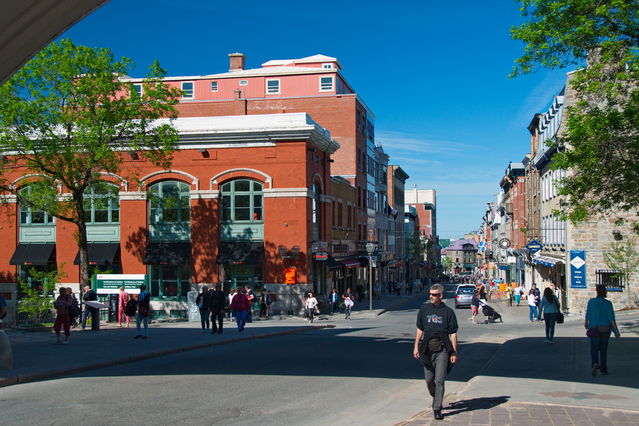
[322,63,333,69]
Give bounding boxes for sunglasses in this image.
[429,293,442,297]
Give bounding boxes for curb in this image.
[0,324,334,388]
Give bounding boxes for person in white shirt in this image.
[527,291,538,322]
[305,291,318,322]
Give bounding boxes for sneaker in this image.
[433,410,444,420]
[134,335,142,339]
[62,340,69,345]
[549,340,554,344]
[544,339,550,343]
[592,363,599,377]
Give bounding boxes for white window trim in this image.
[266,78,280,95]
[319,76,334,92]
[133,83,143,96]
[182,81,194,99]
[210,81,218,92]
[322,63,333,69]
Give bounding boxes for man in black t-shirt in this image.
[413,284,459,421]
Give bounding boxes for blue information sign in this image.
[570,250,587,288]
[526,240,543,254]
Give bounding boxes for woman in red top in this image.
[53,287,72,344]
[230,288,250,332]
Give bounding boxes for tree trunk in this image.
[74,194,91,292]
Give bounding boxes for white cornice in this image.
[263,188,311,198]
[191,190,219,199]
[119,191,146,201]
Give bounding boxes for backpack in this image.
[124,299,137,316]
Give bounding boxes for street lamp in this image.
[366,241,377,311]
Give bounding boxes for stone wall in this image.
[566,211,639,315]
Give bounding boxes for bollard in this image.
[0,330,14,370]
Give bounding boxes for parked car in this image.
[454,284,476,308]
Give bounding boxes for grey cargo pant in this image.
[423,350,449,410]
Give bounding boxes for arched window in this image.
[220,179,263,222]
[19,185,54,225]
[83,182,120,224]
[148,181,191,224]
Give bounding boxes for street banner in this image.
[93,274,147,294]
[570,250,587,288]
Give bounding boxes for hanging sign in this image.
[570,250,587,288]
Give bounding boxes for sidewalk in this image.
[0,291,419,388]
[401,299,639,425]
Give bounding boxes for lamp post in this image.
[366,241,377,311]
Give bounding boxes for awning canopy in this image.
[10,243,55,265]
[144,242,191,265]
[74,243,120,265]
[216,242,264,264]
[533,256,564,268]
[326,256,342,270]
[340,259,361,269]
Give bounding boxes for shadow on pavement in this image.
[445,396,510,415]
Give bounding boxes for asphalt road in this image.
[0,283,528,426]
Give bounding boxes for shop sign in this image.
[284,267,297,284]
[526,240,543,254]
[570,250,587,288]
[93,274,147,294]
[313,252,328,261]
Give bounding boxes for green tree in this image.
[511,0,639,228]
[442,256,453,275]
[17,268,66,326]
[604,236,639,307]
[0,39,181,291]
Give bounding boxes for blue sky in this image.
[60,0,568,239]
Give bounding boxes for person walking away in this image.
[413,283,459,421]
[53,287,72,344]
[539,287,561,343]
[329,288,340,314]
[470,290,480,324]
[529,284,541,321]
[305,291,318,322]
[209,284,226,334]
[230,288,250,332]
[585,284,621,376]
[259,289,268,318]
[81,285,99,330]
[117,286,130,327]
[245,286,255,323]
[196,286,210,333]
[123,294,137,325]
[514,284,523,306]
[66,287,80,327]
[527,288,538,322]
[134,284,150,339]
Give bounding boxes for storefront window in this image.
[220,179,263,222]
[149,263,190,299]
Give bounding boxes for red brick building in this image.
[0,114,338,319]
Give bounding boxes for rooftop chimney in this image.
[229,53,245,71]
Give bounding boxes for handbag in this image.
[586,328,599,338]
[554,297,564,324]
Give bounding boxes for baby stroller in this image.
[480,301,503,323]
